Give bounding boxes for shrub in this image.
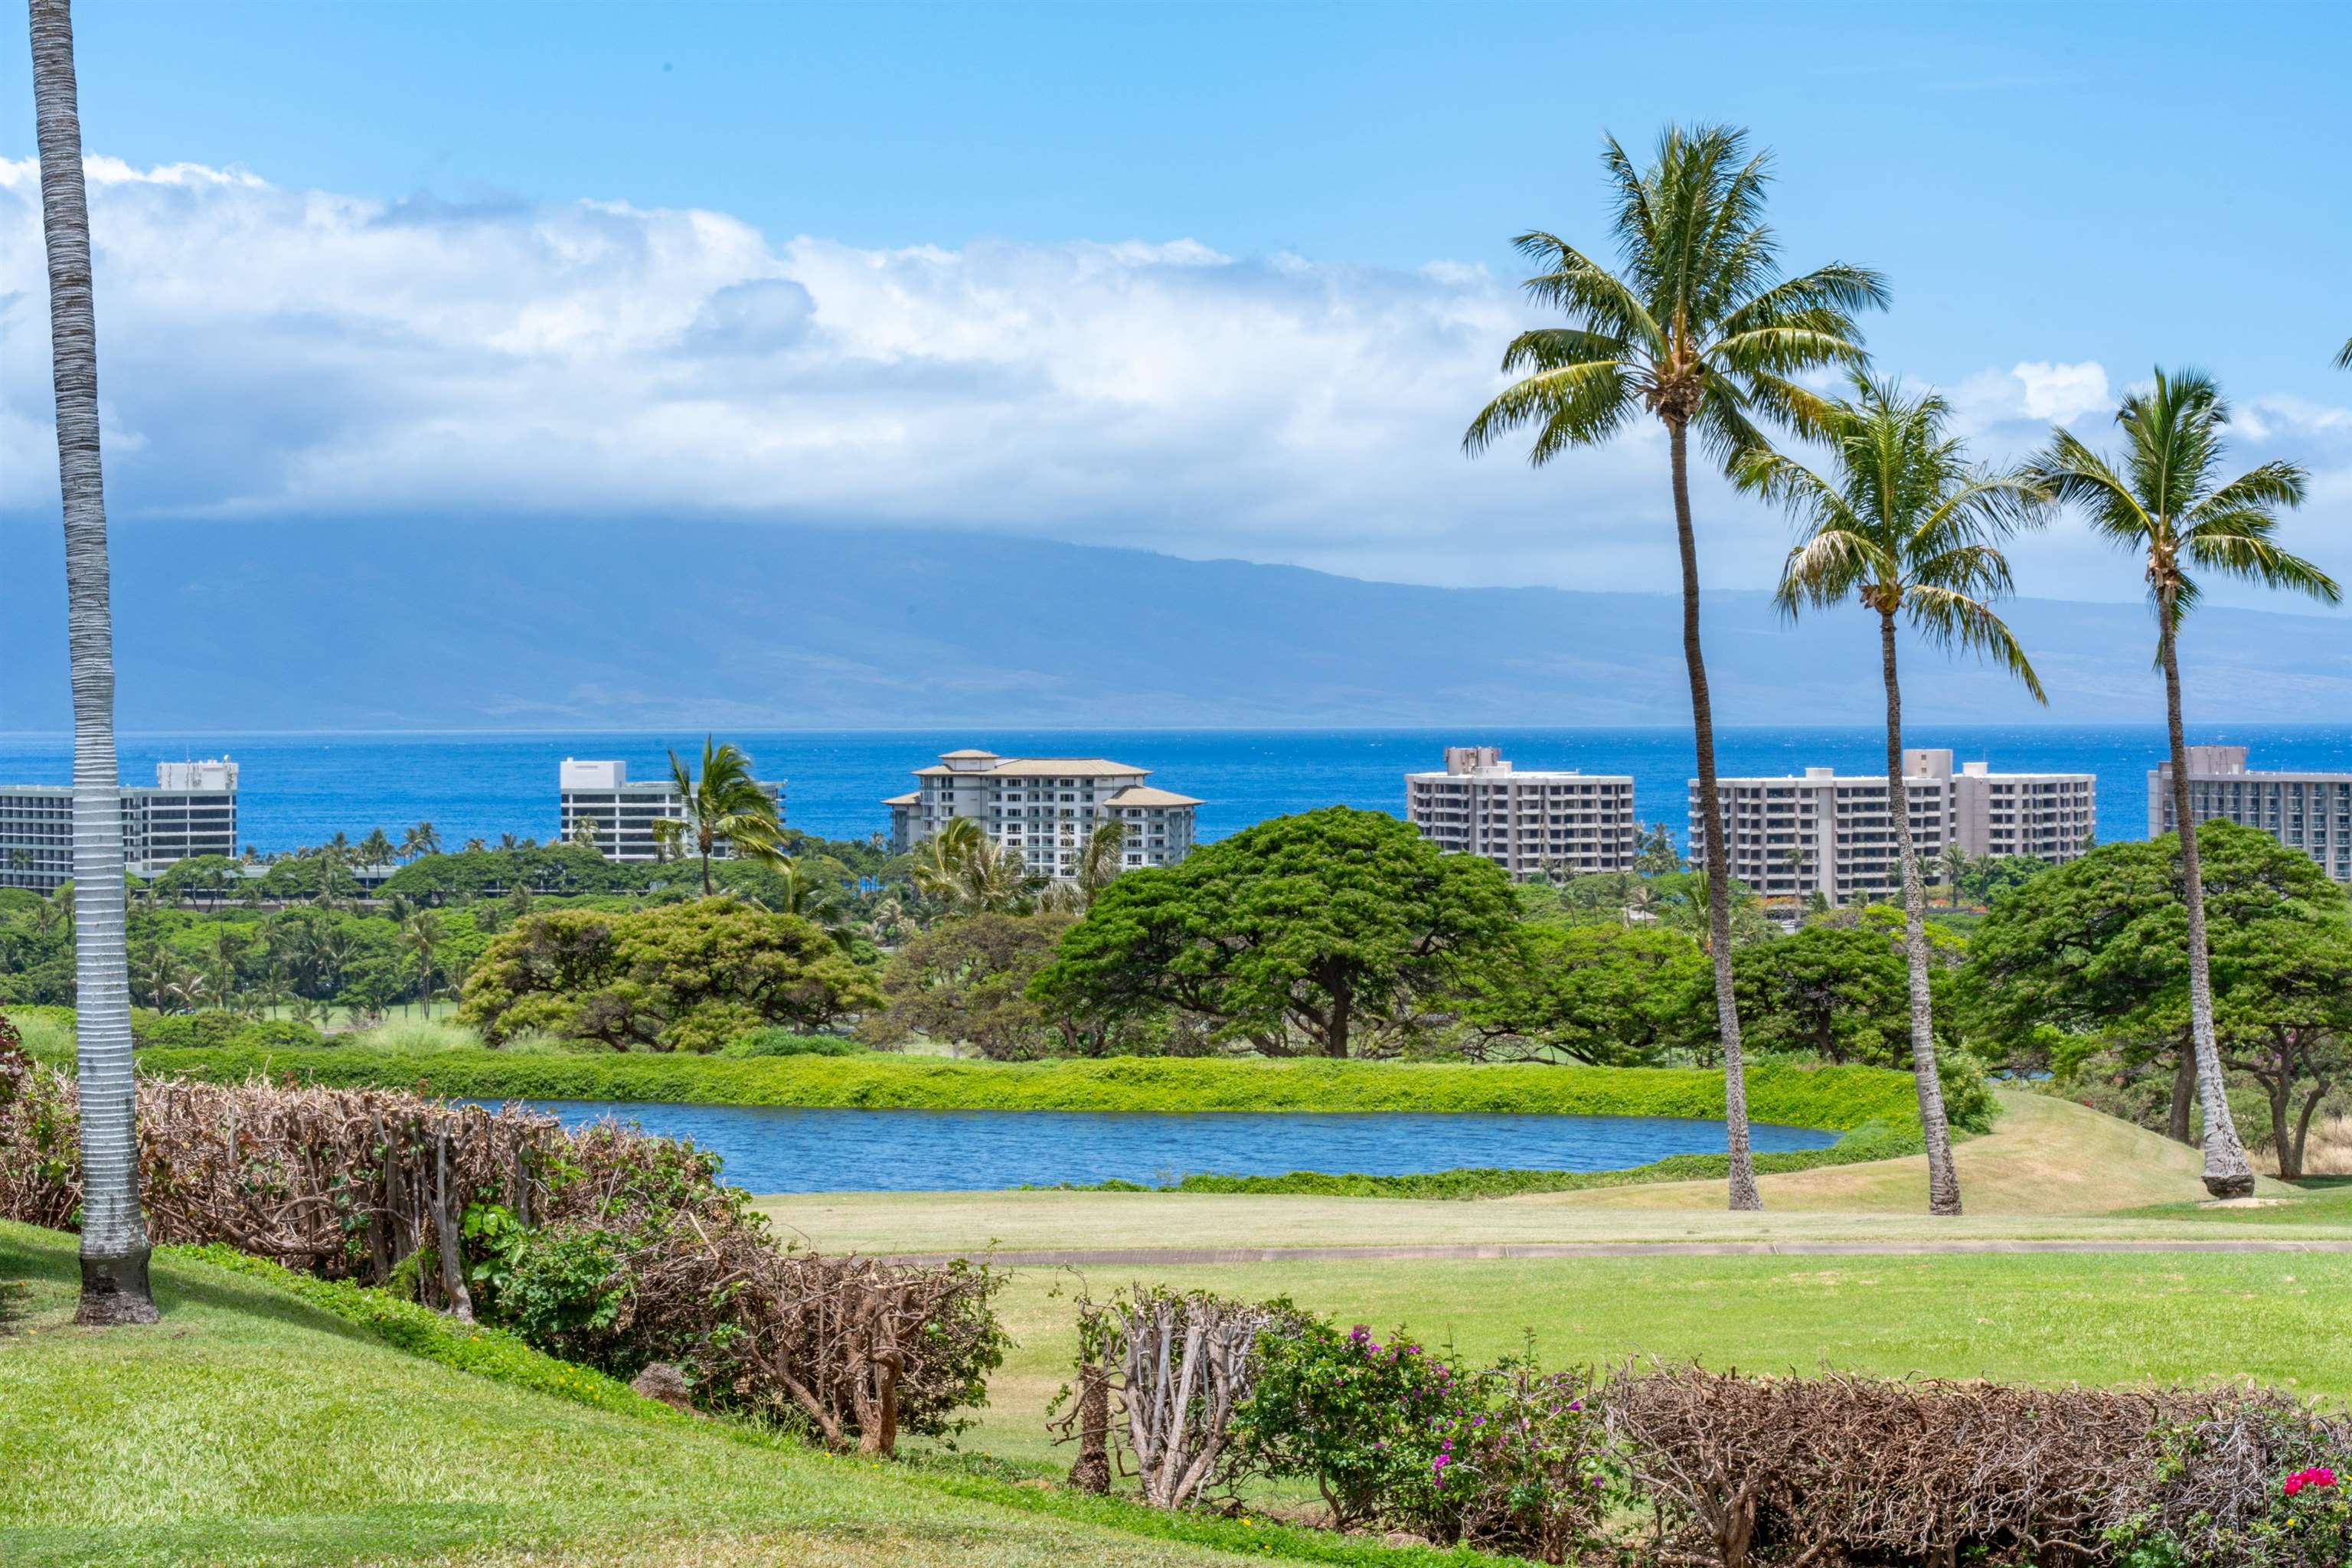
[1394,1354,1609,1565]
[1236,1321,1459,1529]
[2,1073,1002,1454]
[722,1027,865,1059]
[121,1011,328,1053]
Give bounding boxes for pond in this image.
[491,1101,1841,1193]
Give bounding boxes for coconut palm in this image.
[912,817,1037,915]
[30,0,155,1323]
[400,822,442,861]
[399,909,443,1015]
[1740,375,2048,1216]
[1072,818,1129,909]
[648,737,784,896]
[2029,368,2341,1197]
[1462,123,1885,1210]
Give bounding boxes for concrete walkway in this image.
[882,1236,2352,1266]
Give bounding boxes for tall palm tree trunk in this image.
[2158,607,2255,1197]
[1671,423,1759,1211]
[31,0,157,1325]
[1878,612,1962,1215]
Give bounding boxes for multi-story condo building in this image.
[1690,749,2093,905]
[557,759,783,864]
[2150,746,2352,884]
[884,750,1199,877]
[1403,746,1638,880]
[0,759,240,893]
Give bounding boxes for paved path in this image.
[882,1237,2352,1266]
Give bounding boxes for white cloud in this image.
[0,158,2343,604]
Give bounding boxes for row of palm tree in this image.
[1466,123,2339,1212]
[910,815,1129,916]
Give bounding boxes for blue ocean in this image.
[3,726,2351,857]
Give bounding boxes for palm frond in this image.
[1904,584,2047,703]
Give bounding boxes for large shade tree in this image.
[1462,123,1885,1208]
[1738,375,2047,1216]
[1961,823,2352,1179]
[1031,807,1520,1059]
[30,0,155,1324]
[2028,370,2340,1197]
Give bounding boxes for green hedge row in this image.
[1048,1121,1929,1198]
[133,1047,1940,1133]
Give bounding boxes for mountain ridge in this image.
[2,517,2348,730]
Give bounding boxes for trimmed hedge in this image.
[1047,1122,1928,1198]
[131,1048,1942,1133]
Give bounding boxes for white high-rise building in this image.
[2151,745,2352,884]
[1404,746,1638,880]
[557,759,783,864]
[884,750,1198,877]
[1690,749,2093,905]
[0,759,240,893]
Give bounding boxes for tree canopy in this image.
[1030,807,1520,1058]
[459,897,879,1053]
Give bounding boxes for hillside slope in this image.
[0,1223,1247,1568]
[6,517,2352,727]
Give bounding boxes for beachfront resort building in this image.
[0,759,240,893]
[884,750,1199,877]
[557,759,785,863]
[1403,746,1638,880]
[1690,749,2095,904]
[2150,746,2352,884]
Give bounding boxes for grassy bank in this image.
[131,1047,1936,1131]
[0,1221,1488,1568]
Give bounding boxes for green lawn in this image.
[0,1223,1274,1568]
[952,1248,2350,1471]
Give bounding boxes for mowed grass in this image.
[760,1094,2324,1255]
[0,1223,1259,1568]
[951,1249,2352,1470]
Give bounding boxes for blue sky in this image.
[2,1,2349,603]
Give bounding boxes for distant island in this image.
[5,515,2350,730]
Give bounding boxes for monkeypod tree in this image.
[1030,808,1520,1059]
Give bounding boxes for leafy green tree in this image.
[1730,925,1909,1067]
[1031,808,1518,1059]
[459,897,878,1052]
[1462,123,1885,1211]
[2209,918,2352,1179]
[30,0,155,1321]
[864,912,1078,1060]
[1960,822,2343,1148]
[2029,368,2341,1197]
[649,737,786,897]
[1458,922,1707,1066]
[1741,374,2046,1215]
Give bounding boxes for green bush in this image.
[721,1027,866,1059]
[1236,1319,1457,1529]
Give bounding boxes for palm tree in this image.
[912,817,1037,914]
[399,909,443,1016]
[1462,123,1885,1210]
[400,822,442,861]
[358,827,395,868]
[1072,818,1129,909]
[205,924,248,1011]
[30,0,155,1324]
[1741,375,2048,1217]
[2029,368,2341,1197]
[648,737,786,896]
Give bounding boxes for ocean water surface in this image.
[5,724,2352,854]
[498,1102,1842,1192]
